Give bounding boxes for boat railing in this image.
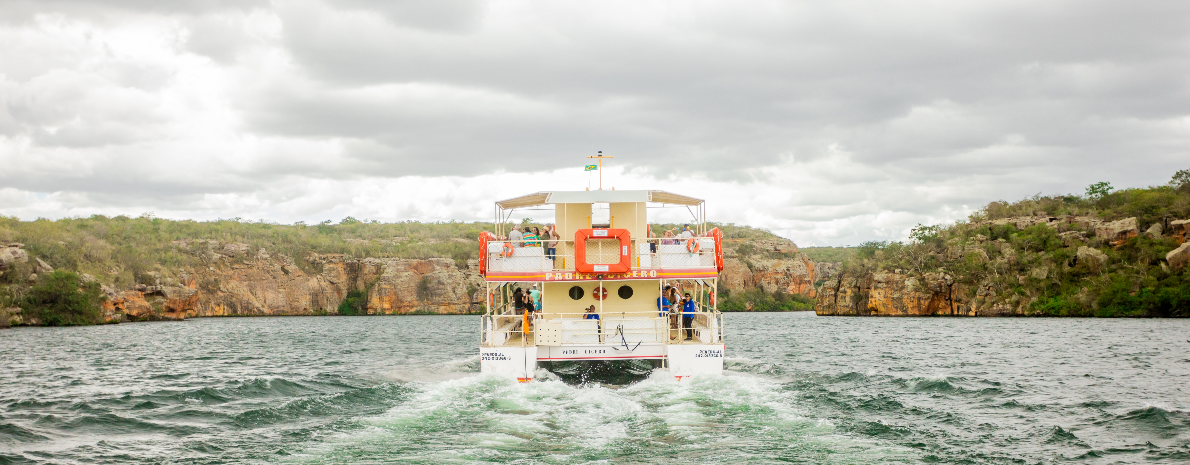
[481,310,723,347]
[483,237,719,273]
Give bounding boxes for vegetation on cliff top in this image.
[22,271,104,326]
[800,247,856,263]
[835,169,1190,317]
[0,215,798,322]
[0,216,785,287]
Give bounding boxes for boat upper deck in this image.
[479,190,723,282]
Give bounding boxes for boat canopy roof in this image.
[496,190,703,209]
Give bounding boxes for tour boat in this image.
[478,190,725,382]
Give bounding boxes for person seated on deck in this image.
[657,285,672,317]
[682,292,696,341]
[522,227,538,246]
[509,226,523,248]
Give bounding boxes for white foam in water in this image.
[298,364,920,464]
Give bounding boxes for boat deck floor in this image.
[498,327,710,347]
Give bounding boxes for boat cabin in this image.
[478,190,726,382]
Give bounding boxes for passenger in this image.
[682,292,696,341]
[530,284,541,312]
[545,224,560,265]
[522,226,538,246]
[662,230,677,245]
[647,226,657,255]
[679,225,694,238]
[512,287,525,314]
[584,305,601,342]
[509,226,523,248]
[657,285,672,317]
[668,287,681,330]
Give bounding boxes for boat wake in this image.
[299,363,919,464]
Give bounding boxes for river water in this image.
[2,313,1188,464]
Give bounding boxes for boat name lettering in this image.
[695,349,723,358]
[480,351,513,361]
[545,270,659,281]
[560,349,608,355]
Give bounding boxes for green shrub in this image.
[718,288,814,312]
[337,290,368,315]
[22,271,103,326]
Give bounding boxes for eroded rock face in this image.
[1095,217,1139,247]
[815,269,1029,317]
[719,253,823,298]
[0,244,29,273]
[175,253,485,318]
[1171,219,1189,243]
[1076,246,1109,266]
[1168,242,1190,271]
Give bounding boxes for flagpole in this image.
[587,151,613,190]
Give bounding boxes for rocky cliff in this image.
[5,232,823,326]
[94,244,487,322]
[816,213,1190,317]
[718,238,839,298]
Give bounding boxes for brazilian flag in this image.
[584,165,597,171]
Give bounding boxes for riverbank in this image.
[816,171,1190,317]
[1,218,830,326]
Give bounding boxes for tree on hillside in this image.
[1085,181,1113,201]
[23,271,103,326]
[1172,169,1190,191]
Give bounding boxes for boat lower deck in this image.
[495,326,714,348]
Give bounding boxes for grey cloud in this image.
[184,15,254,63]
[3,0,1190,244]
[249,0,1190,188]
[336,0,487,32]
[0,0,268,24]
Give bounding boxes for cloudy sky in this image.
[1,1,1187,246]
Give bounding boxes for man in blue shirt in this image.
[657,285,671,317]
[682,292,696,341]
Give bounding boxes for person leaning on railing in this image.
[509,225,523,247]
[584,305,601,342]
[657,285,672,317]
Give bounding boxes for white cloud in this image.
[1,0,1188,246]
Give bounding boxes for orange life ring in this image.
[502,242,514,258]
[573,228,631,274]
[478,231,488,275]
[710,228,724,271]
[686,238,700,253]
[593,286,608,301]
